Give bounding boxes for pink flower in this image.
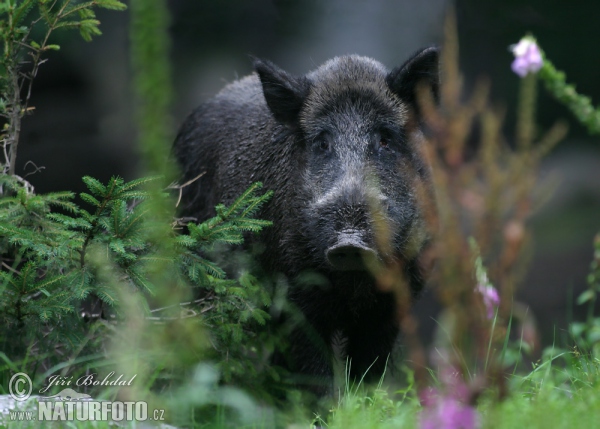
[476,283,500,319]
[419,388,479,429]
[511,38,543,77]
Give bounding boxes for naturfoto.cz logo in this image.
[7,372,165,423]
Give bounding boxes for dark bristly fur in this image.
[174,48,439,395]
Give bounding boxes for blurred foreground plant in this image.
[402,25,600,429]
[510,34,600,388]
[372,14,571,429]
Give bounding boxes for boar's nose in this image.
[326,232,378,271]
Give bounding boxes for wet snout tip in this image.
[326,234,379,271]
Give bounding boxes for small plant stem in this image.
[516,73,537,151]
[5,0,76,176]
[24,27,53,107]
[7,65,22,176]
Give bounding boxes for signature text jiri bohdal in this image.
[39,372,137,394]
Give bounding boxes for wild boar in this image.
[174,47,439,394]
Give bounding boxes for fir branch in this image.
[27,274,65,294]
[1,173,275,388]
[118,174,162,192]
[240,190,274,219]
[223,182,265,218]
[81,176,107,196]
[78,176,119,267]
[127,266,155,295]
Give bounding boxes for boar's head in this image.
[254,48,438,284]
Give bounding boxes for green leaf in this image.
[78,208,95,223]
[58,329,85,350]
[127,267,155,295]
[224,182,264,218]
[115,190,149,201]
[30,275,65,294]
[119,207,149,238]
[251,309,269,325]
[108,239,127,256]
[119,175,162,192]
[227,287,248,298]
[187,262,200,283]
[570,322,587,338]
[231,324,243,343]
[79,192,102,207]
[38,309,52,322]
[67,269,94,300]
[96,0,127,11]
[577,289,596,305]
[95,284,117,306]
[241,191,274,219]
[12,0,35,27]
[138,255,174,264]
[195,258,226,279]
[587,326,600,344]
[174,235,196,248]
[44,191,77,211]
[82,176,107,197]
[47,213,91,230]
[77,7,96,19]
[54,20,84,30]
[233,218,272,232]
[0,271,17,290]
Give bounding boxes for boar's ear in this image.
[254,58,310,127]
[386,47,439,111]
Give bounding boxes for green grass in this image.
[3,349,600,428]
[482,362,600,428]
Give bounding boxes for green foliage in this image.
[0,173,274,384]
[508,235,600,407]
[567,234,600,357]
[173,182,275,383]
[316,386,417,429]
[1,6,599,427]
[0,0,126,176]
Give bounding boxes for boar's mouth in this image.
[325,231,379,272]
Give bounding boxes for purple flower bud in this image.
[420,395,479,429]
[476,283,500,319]
[511,38,543,77]
[439,367,470,403]
[419,386,439,407]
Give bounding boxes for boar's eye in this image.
[313,131,332,153]
[379,136,389,149]
[377,129,394,152]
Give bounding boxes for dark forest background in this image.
[15,0,600,346]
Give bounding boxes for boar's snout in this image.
[325,231,378,271]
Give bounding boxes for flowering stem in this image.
[538,57,600,135]
[515,73,537,150]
